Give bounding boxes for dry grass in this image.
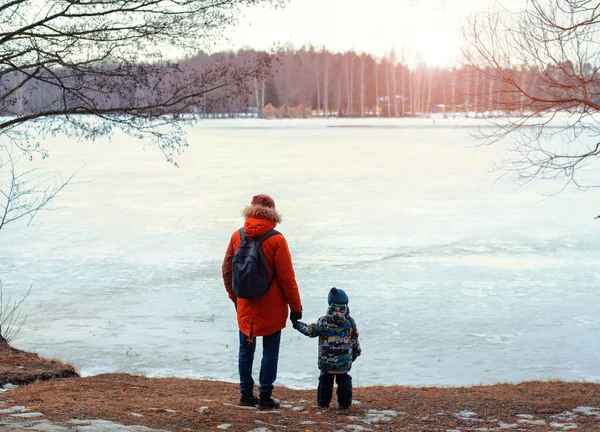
[1,344,599,431]
[0,341,78,386]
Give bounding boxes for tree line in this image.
[7,46,598,120]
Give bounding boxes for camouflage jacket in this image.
[295,304,361,374]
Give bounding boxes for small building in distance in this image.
[262,103,276,119]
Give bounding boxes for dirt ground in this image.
[1,342,600,431]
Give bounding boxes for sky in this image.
[217,0,526,66]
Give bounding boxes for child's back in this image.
[294,288,361,408]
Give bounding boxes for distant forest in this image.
[4,46,577,119]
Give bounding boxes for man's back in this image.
[222,197,302,338]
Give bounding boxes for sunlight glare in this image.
[219,0,497,66]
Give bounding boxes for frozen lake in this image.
[1,117,599,389]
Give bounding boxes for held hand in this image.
[289,311,302,326]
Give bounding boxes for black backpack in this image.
[232,228,281,299]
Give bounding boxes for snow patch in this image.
[551,411,578,421]
[364,409,398,423]
[550,422,578,430]
[0,405,27,413]
[573,406,600,416]
[10,412,44,418]
[222,403,256,410]
[345,425,372,431]
[517,418,546,425]
[217,425,232,430]
[149,408,176,413]
[68,419,169,431]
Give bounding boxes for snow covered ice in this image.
[1,117,599,389]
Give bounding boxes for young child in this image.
[293,287,361,409]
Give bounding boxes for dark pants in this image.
[238,330,281,396]
[317,371,352,408]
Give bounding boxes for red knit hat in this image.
[251,194,276,209]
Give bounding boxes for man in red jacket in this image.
[222,194,303,409]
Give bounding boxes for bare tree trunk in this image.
[519,69,528,114]
[427,68,433,115]
[451,68,456,116]
[400,67,406,116]
[316,61,321,116]
[375,61,379,116]
[464,69,470,117]
[349,53,354,114]
[442,71,447,118]
[416,68,422,115]
[337,68,342,116]
[385,62,391,117]
[324,56,329,117]
[474,70,480,117]
[16,87,23,116]
[261,79,265,113]
[254,78,261,118]
[409,69,414,115]
[360,55,365,117]
[391,63,398,117]
[487,71,494,116]
[345,55,350,114]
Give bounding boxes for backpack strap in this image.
[257,229,281,244]
[239,228,280,243]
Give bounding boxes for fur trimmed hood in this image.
[242,204,282,225]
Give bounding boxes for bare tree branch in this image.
[0,281,32,344]
[1,0,282,163]
[463,0,600,190]
[0,146,77,231]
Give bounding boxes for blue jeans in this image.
[238,330,281,396]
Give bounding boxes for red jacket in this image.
[222,206,302,339]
